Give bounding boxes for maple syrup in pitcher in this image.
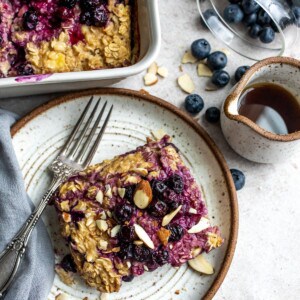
[238,83,300,135]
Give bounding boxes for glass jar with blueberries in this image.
[197,0,300,60]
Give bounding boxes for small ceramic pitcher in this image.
[221,57,300,163]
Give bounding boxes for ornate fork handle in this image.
[0,158,76,297]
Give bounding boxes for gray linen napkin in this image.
[0,110,55,300]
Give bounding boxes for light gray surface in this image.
[1,0,300,299]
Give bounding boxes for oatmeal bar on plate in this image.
[54,135,223,293]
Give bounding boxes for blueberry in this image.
[201,9,217,27]
[16,63,34,76]
[118,225,135,242]
[163,190,181,210]
[228,0,241,3]
[279,16,292,29]
[59,0,77,8]
[151,180,167,199]
[124,185,136,202]
[122,275,134,282]
[166,224,184,242]
[60,254,76,273]
[152,249,169,266]
[207,51,227,71]
[56,7,73,21]
[191,39,211,60]
[79,0,101,9]
[223,4,244,23]
[205,107,220,123]
[184,94,204,114]
[230,169,245,191]
[248,23,262,38]
[235,65,250,82]
[243,12,257,26]
[292,6,300,27]
[23,10,38,31]
[80,11,93,26]
[167,174,184,194]
[70,211,85,223]
[257,9,271,26]
[133,245,151,262]
[114,203,134,223]
[211,70,230,87]
[259,27,275,43]
[241,0,260,14]
[117,243,134,259]
[93,6,109,27]
[148,200,168,218]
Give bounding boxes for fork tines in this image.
[60,96,113,168]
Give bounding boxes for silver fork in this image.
[0,96,113,297]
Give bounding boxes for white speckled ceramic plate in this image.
[11,89,238,300]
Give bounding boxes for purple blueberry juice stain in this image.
[15,73,52,82]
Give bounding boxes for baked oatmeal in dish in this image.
[53,135,223,293]
[0,0,137,77]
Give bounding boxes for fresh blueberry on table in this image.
[292,6,300,27]
[241,0,260,15]
[184,94,204,114]
[230,169,245,191]
[223,4,244,23]
[243,12,258,26]
[23,9,38,31]
[259,27,275,43]
[207,51,227,70]
[205,107,220,123]
[191,39,211,60]
[257,9,271,26]
[248,23,262,38]
[211,70,230,87]
[235,65,250,82]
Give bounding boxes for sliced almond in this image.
[55,293,70,300]
[144,73,158,86]
[98,240,108,250]
[188,208,197,214]
[178,74,195,94]
[105,185,112,198]
[182,51,197,64]
[133,179,153,209]
[197,63,213,77]
[96,220,108,232]
[157,66,168,78]
[133,240,144,246]
[117,187,126,198]
[157,227,171,246]
[96,190,104,204]
[188,254,214,275]
[100,211,107,220]
[106,211,112,218]
[162,205,182,226]
[110,225,121,237]
[62,212,71,223]
[134,224,155,249]
[188,217,210,234]
[148,62,158,74]
[191,247,202,257]
[151,128,166,140]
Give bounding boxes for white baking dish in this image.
[0,0,161,98]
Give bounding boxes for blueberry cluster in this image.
[79,0,109,27]
[222,0,296,44]
[113,174,187,277]
[191,39,230,88]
